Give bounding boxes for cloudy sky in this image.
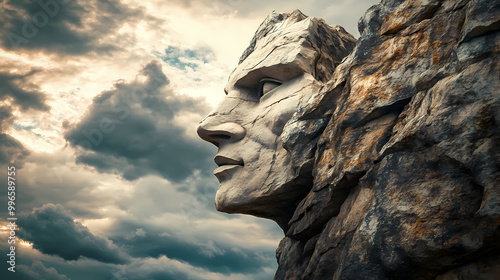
[0,0,377,279]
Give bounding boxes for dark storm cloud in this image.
[108,220,276,275]
[0,0,158,54]
[0,133,28,165]
[16,261,71,280]
[17,203,128,264]
[0,106,30,165]
[0,62,50,164]
[0,238,117,280]
[0,68,50,111]
[64,60,213,181]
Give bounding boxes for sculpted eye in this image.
[259,78,282,97]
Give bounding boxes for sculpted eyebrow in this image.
[234,69,266,89]
[234,64,304,89]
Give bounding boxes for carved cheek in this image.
[271,109,296,135]
[265,97,301,136]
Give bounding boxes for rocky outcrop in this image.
[275,0,500,279]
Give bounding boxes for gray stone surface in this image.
[198,1,499,278]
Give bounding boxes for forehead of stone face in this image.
[228,10,317,88]
[227,10,355,90]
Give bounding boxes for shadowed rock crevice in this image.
[353,96,412,128]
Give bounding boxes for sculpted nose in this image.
[197,118,246,147]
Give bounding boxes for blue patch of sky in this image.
[154,46,215,70]
[13,121,39,131]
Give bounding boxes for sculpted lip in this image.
[213,155,244,178]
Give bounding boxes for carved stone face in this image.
[197,11,355,228]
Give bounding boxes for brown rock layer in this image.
[276,0,500,279]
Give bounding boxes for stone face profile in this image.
[197,10,356,229]
[198,0,499,279]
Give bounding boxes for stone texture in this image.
[198,1,499,278]
[276,0,500,279]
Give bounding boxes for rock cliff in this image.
[272,0,499,279]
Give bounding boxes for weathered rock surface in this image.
[274,0,499,279]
